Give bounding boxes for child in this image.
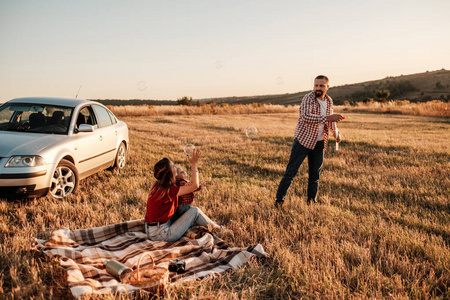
[170,166,205,222]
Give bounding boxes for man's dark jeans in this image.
[276,139,324,204]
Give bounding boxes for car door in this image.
[91,104,117,164]
[74,106,112,177]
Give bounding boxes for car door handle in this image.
[99,135,103,141]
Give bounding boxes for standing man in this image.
[275,75,344,207]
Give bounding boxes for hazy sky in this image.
[1,0,449,102]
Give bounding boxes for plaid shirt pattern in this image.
[176,178,199,205]
[294,91,337,150]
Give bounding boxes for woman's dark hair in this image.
[149,157,176,199]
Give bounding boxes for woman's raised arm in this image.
[177,149,201,196]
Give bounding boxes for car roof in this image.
[5,97,97,108]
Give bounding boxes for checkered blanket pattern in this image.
[33,219,267,298]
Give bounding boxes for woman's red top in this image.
[145,186,180,223]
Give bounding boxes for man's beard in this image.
[314,90,323,97]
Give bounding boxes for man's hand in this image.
[327,114,345,122]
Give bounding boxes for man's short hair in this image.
[315,75,329,83]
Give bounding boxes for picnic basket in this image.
[122,252,169,292]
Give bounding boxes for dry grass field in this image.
[340,100,450,118]
[1,107,449,299]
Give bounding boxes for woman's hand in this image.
[178,149,201,197]
[188,149,201,165]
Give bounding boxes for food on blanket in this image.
[127,273,164,284]
[123,266,169,290]
[104,260,132,281]
[129,269,160,281]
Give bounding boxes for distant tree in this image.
[177,96,198,106]
[375,90,390,102]
[435,81,444,89]
[385,80,417,98]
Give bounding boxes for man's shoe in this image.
[307,199,318,205]
[274,201,284,208]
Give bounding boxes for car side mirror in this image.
[77,124,94,133]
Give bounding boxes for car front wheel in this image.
[50,160,79,199]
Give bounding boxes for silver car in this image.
[0,97,129,200]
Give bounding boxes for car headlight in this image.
[5,156,45,167]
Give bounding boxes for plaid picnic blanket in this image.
[33,219,267,298]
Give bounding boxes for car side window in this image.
[107,110,117,124]
[92,105,114,128]
[77,106,98,129]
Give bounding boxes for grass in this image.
[340,100,450,117]
[1,109,449,299]
[107,100,450,118]
[107,103,298,117]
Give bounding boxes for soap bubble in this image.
[137,81,148,91]
[275,76,284,85]
[215,60,223,69]
[245,127,258,139]
[184,143,195,157]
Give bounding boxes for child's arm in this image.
[196,182,206,192]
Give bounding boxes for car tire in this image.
[111,142,127,170]
[50,159,79,199]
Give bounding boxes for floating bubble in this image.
[275,76,284,85]
[245,127,258,139]
[215,60,223,69]
[137,81,148,91]
[184,143,195,157]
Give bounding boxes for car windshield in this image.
[0,103,73,134]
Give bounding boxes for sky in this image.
[1,0,449,103]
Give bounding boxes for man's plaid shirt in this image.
[294,91,338,150]
[176,178,200,206]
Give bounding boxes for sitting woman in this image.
[145,149,229,242]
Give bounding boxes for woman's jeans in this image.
[276,139,324,204]
[170,204,191,223]
[145,207,218,242]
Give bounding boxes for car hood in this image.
[0,131,66,157]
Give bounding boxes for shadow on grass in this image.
[326,180,450,245]
[331,139,449,165]
[154,118,176,124]
[204,125,241,133]
[222,158,284,180]
[264,136,293,147]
